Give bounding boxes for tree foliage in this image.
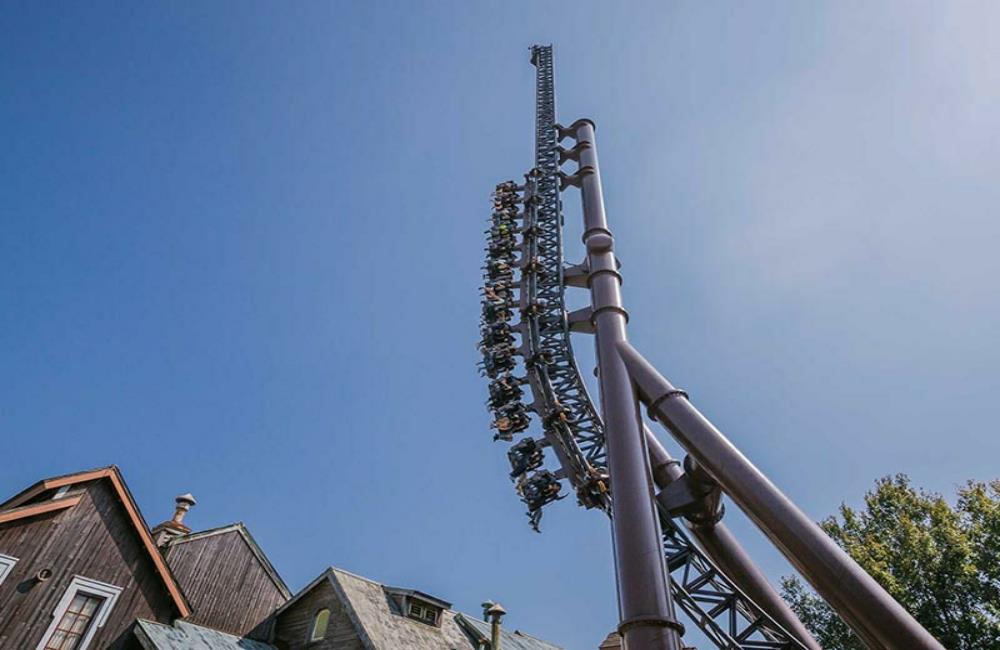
[780,474,1000,649]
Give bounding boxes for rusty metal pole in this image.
[567,118,684,650]
[621,341,946,650]
[487,602,505,650]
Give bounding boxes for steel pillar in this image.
[621,341,946,650]
[644,429,822,650]
[567,119,683,650]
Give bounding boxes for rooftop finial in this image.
[171,493,197,526]
[151,493,197,546]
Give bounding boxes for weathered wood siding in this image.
[162,528,287,637]
[273,578,363,650]
[0,480,177,649]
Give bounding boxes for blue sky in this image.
[2,3,999,648]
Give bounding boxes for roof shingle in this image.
[331,568,475,649]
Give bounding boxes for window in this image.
[0,553,17,586]
[43,592,104,650]
[310,608,330,641]
[36,576,122,650]
[407,600,440,625]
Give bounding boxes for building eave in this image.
[0,495,82,524]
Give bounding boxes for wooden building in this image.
[0,466,563,650]
[0,468,189,650]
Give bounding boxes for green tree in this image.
[780,475,1000,649]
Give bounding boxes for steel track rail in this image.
[478,45,804,649]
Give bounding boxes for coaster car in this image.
[508,438,544,478]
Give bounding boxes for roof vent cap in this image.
[151,493,197,547]
[171,493,197,525]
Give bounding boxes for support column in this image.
[620,340,946,650]
[569,118,683,650]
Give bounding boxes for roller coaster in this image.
[478,46,946,650]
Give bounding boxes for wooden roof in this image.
[0,466,192,618]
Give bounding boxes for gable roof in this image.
[0,466,192,617]
[331,567,474,649]
[275,567,562,650]
[270,568,332,619]
[134,619,275,650]
[164,522,291,599]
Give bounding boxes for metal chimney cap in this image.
[486,602,506,617]
[175,493,197,506]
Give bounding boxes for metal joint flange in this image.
[617,615,686,637]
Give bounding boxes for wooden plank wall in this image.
[0,481,177,649]
[273,578,363,650]
[162,528,287,637]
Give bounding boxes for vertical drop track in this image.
[478,45,806,649]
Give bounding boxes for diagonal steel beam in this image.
[619,340,946,650]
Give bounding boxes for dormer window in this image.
[407,600,440,625]
[383,586,450,628]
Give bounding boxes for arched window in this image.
[310,608,331,641]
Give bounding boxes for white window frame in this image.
[0,553,17,586]
[35,575,123,650]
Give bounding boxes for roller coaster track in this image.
[479,46,804,649]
